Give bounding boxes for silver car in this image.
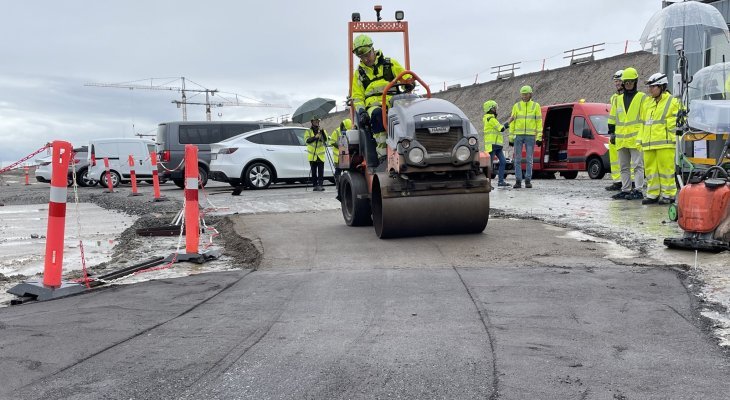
[35,146,97,187]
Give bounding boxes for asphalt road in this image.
[2,211,729,399]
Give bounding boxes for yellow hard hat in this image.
[483,100,498,112]
[520,85,533,94]
[622,67,639,81]
[353,34,374,56]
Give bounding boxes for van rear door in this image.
[568,113,592,170]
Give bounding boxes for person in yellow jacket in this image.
[640,73,680,205]
[507,85,542,188]
[351,34,408,162]
[304,116,328,191]
[483,100,510,187]
[606,70,626,191]
[608,67,645,200]
[329,118,352,199]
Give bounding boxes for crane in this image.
[85,77,289,121]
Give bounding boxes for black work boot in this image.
[513,180,522,189]
[525,180,532,188]
[605,182,622,191]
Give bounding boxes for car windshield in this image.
[589,115,609,135]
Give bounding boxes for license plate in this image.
[211,153,217,160]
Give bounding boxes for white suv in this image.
[35,146,97,187]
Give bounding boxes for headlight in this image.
[604,143,610,149]
[401,139,411,149]
[468,137,477,146]
[455,146,471,161]
[408,147,424,163]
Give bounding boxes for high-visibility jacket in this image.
[509,100,542,141]
[609,91,647,149]
[329,119,352,164]
[640,91,680,151]
[483,114,504,153]
[351,50,407,114]
[304,128,327,162]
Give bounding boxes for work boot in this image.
[658,197,675,205]
[612,191,629,200]
[231,186,243,196]
[642,197,659,205]
[513,180,522,189]
[605,182,622,191]
[497,181,509,187]
[525,180,532,188]
[625,189,643,200]
[319,185,326,192]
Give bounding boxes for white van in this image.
[87,138,157,188]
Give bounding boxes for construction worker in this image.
[606,70,626,191]
[351,34,408,162]
[304,116,328,191]
[608,67,645,200]
[329,118,352,199]
[640,73,680,205]
[483,100,510,187]
[507,85,542,188]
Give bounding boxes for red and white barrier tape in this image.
[0,144,51,175]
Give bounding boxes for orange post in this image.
[184,145,199,253]
[104,157,113,193]
[151,152,163,201]
[24,166,30,185]
[128,155,141,196]
[43,140,73,288]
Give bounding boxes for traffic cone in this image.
[128,155,142,196]
[150,151,166,202]
[8,140,85,301]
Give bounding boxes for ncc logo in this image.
[419,114,454,122]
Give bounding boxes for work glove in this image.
[503,122,510,130]
[535,140,542,147]
[508,141,514,147]
[358,110,370,128]
[403,83,415,92]
[610,134,616,145]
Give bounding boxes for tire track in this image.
[20,269,256,389]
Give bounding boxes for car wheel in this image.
[560,171,579,180]
[100,170,122,188]
[78,167,97,187]
[198,166,208,188]
[173,179,185,189]
[244,162,273,189]
[587,157,606,180]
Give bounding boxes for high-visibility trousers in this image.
[609,142,634,182]
[644,147,677,200]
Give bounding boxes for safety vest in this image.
[610,92,647,149]
[329,127,341,164]
[509,100,542,141]
[640,91,679,151]
[351,50,406,112]
[304,128,327,162]
[483,114,504,153]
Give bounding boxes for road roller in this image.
[338,7,491,238]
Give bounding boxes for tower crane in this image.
[85,77,289,121]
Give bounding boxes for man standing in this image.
[608,67,645,200]
[640,73,680,205]
[304,117,328,191]
[351,34,408,162]
[606,70,626,191]
[508,85,542,188]
[483,100,510,187]
[329,118,352,199]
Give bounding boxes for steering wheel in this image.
[385,81,416,95]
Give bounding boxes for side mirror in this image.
[582,127,593,139]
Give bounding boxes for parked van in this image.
[509,101,611,179]
[87,138,156,188]
[156,121,281,188]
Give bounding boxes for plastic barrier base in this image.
[163,249,221,264]
[152,196,168,202]
[128,193,143,197]
[7,281,86,302]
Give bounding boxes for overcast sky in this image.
[0,0,662,164]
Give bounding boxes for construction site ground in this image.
[1,172,729,399]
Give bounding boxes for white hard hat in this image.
[613,70,623,80]
[645,72,668,86]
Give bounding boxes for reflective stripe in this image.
[659,172,675,179]
[513,115,540,120]
[645,172,659,180]
[647,184,661,191]
[185,177,198,189]
[642,140,673,147]
[49,186,67,203]
[615,131,638,138]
